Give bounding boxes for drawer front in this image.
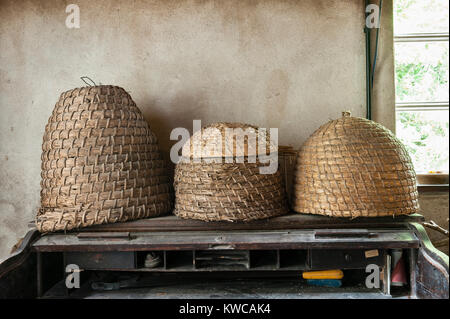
[309,249,385,270]
[65,251,136,270]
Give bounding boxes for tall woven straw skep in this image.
[293,111,419,218]
[36,85,173,232]
[174,122,289,222]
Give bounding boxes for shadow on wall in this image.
[141,91,213,183]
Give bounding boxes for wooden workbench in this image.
[74,212,425,232]
[2,212,448,299]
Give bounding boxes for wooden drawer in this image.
[309,249,385,270]
[64,251,136,270]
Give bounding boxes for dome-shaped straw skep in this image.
[174,122,288,222]
[36,85,173,232]
[292,112,419,218]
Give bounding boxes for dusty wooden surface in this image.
[64,213,425,233]
[42,275,398,299]
[32,229,420,252]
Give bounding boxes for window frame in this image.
[394,31,449,109]
[393,6,449,181]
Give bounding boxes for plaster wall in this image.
[0,0,410,261]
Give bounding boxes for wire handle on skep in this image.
[80,76,96,86]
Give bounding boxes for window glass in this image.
[395,41,449,103]
[396,110,449,172]
[394,0,449,34]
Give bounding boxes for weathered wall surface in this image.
[0,0,368,260]
[0,0,438,263]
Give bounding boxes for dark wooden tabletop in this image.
[72,212,424,233]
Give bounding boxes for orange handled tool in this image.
[302,269,344,280]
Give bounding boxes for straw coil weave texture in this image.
[293,112,419,218]
[181,122,277,159]
[174,122,288,222]
[36,85,172,232]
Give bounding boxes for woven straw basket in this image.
[174,122,288,222]
[292,112,419,218]
[36,85,173,232]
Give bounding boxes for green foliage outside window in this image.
[397,111,449,172]
[394,0,449,172]
[395,42,449,103]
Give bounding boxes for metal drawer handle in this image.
[208,244,235,250]
[314,229,377,238]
